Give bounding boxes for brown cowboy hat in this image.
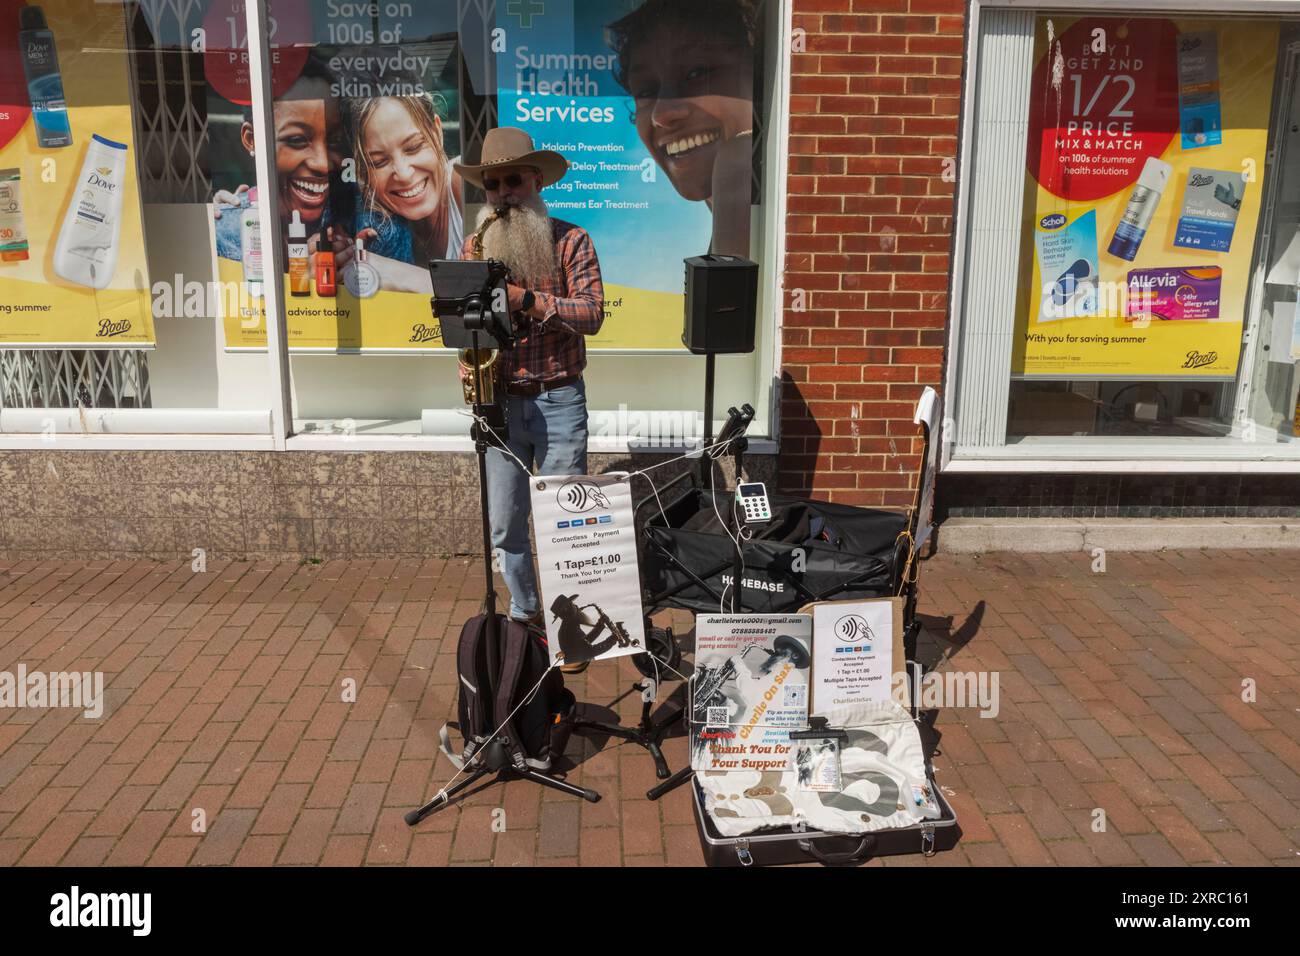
[453,127,569,188]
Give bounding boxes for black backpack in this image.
[439,613,575,773]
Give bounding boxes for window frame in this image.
[943,0,1300,474]
[0,0,792,457]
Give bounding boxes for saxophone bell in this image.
[459,205,510,406]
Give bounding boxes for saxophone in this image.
[458,207,507,405]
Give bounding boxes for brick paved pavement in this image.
[0,550,1296,866]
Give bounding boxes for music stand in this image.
[405,259,600,826]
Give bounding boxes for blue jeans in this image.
[485,380,589,620]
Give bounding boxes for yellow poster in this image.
[202,0,734,354]
[217,254,447,352]
[0,0,152,348]
[1013,16,1278,378]
[217,255,683,352]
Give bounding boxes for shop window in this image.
[954,9,1300,459]
[201,0,786,441]
[0,0,275,437]
[0,0,788,446]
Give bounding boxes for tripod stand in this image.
[568,622,684,779]
[406,260,600,826]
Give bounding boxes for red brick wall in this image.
[779,0,966,506]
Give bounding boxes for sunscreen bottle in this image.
[0,169,28,262]
[1108,157,1171,261]
[53,134,127,289]
[287,210,310,296]
[18,5,72,149]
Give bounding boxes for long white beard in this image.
[478,196,557,286]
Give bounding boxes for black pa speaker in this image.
[683,255,758,355]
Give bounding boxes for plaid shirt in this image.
[462,217,605,384]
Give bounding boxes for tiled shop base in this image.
[939,473,1300,519]
[0,551,1296,866]
[0,450,777,562]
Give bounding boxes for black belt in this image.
[505,373,580,398]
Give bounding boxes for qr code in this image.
[706,706,729,727]
[784,684,806,708]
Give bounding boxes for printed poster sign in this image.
[531,473,645,667]
[810,599,899,715]
[203,0,466,352]
[690,614,811,772]
[497,0,759,349]
[1014,16,1278,379]
[0,0,152,347]
[204,0,761,352]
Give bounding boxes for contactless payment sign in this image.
[532,474,646,668]
[1028,17,1179,202]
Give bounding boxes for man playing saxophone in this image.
[453,128,605,669]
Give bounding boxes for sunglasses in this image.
[482,173,527,192]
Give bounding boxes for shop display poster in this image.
[1015,16,1278,380]
[0,0,152,348]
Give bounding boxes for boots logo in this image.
[96,318,131,337]
[1182,350,1218,369]
[409,322,442,343]
[557,480,611,513]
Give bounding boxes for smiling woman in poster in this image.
[607,0,757,257]
[211,82,459,289]
[340,93,465,293]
